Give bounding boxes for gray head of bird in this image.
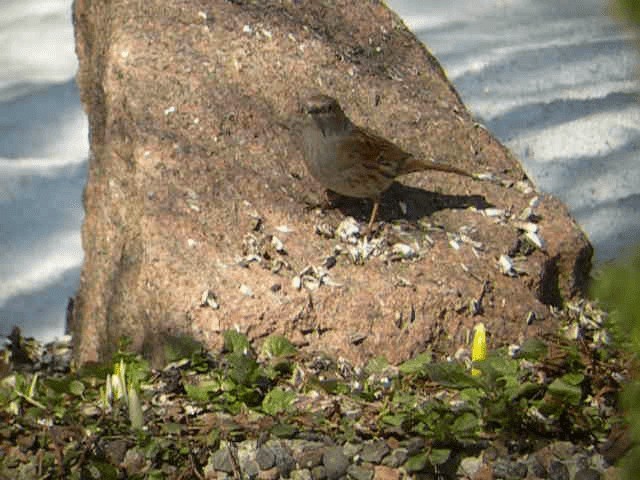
[301,94,352,136]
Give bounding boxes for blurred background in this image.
[1,0,639,341]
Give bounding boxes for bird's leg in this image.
[366,198,380,232]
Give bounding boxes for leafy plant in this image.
[0,323,624,477]
[591,247,640,479]
[611,0,640,25]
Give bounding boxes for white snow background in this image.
[1,0,639,341]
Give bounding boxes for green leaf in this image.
[223,330,251,354]
[613,0,640,25]
[513,382,543,401]
[316,378,349,395]
[162,423,183,435]
[423,361,482,388]
[562,372,585,386]
[184,379,220,402]
[517,338,548,360]
[479,353,519,380]
[451,412,480,437]
[364,356,389,375]
[458,388,484,410]
[428,448,451,465]
[261,336,297,358]
[405,452,428,472]
[227,352,260,386]
[44,377,74,395]
[381,414,406,427]
[547,376,583,406]
[398,352,432,375]
[262,387,296,415]
[162,334,205,364]
[618,445,640,480]
[69,380,85,397]
[82,460,119,480]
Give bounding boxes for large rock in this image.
[69,0,592,365]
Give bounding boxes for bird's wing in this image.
[335,127,411,179]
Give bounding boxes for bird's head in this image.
[301,94,351,135]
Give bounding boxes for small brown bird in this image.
[301,94,476,230]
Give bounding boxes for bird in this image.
[300,94,477,231]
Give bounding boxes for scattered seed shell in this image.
[271,235,286,253]
[336,217,361,244]
[347,245,363,264]
[483,208,505,218]
[475,172,495,181]
[508,344,521,357]
[394,277,413,287]
[526,311,536,325]
[322,255,337,269]
[524,231,545,249]
[275,225,294,233]
[592,329,610,345]
[460,234,484,249]
[239,284,254,297]
[498,254,517,276]
[391,242,417,260]
[299,265,315,276]
[515,180,534,194]
[422,234,435,247]
[200,290,220,309]
[564,323,580,340]
[513,221,538,233]
[301,276,320,291]
[454,347,470,362]
[518,207,534,221]
[469,299,482,315]
[321,276,343,287]
[315,222,335,238]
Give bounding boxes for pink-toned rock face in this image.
[69,0,591,366]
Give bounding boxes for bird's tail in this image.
[403,156,475,178]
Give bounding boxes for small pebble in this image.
[323,446,350,480]
[347,464,374,480]
[381,448,408,468]
[359,440,390,463]
[574,468,601,480]
[296,448,324,469]
[528,455,547,477]
[256,446,276,469]
[291,469,313,480]
[311,465,327,480]
[548,460,570,480]
[401,437,425,456]
[210,448,234,473]
[373,465,400,480]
